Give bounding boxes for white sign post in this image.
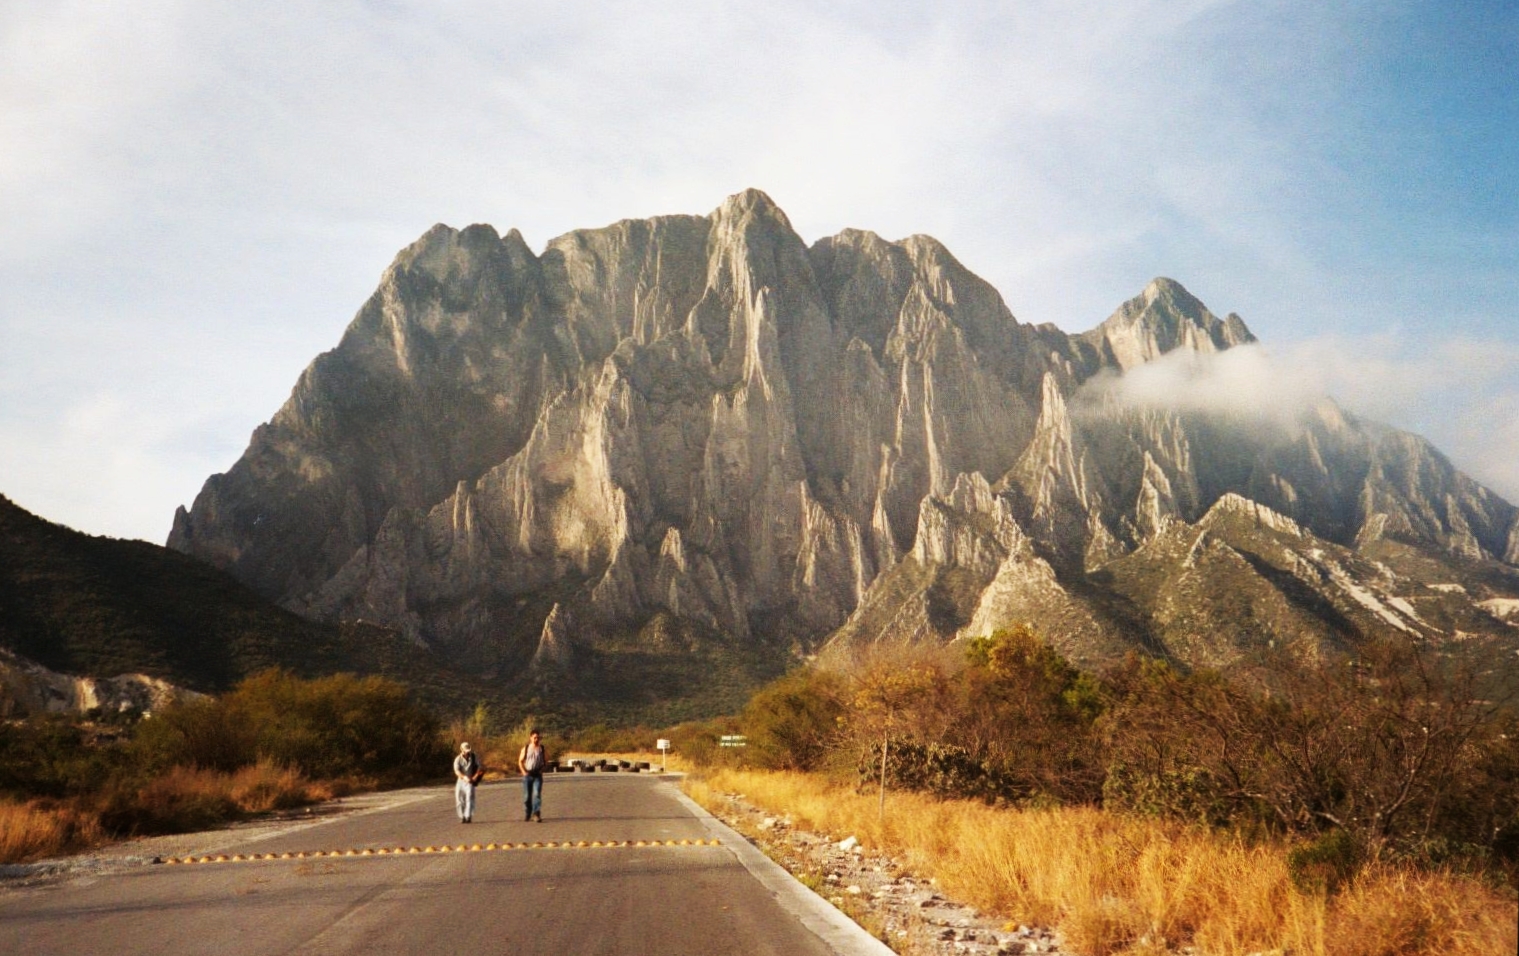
[656,738,670,772]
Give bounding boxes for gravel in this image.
[704,789,1069,956]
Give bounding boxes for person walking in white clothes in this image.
[454,742,483,823]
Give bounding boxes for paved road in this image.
[0,774,889,956]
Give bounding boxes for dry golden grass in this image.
[226,760,320,812]
[2,761,327,862]
[128,760,318,824]
[0,799,103,864]
[688,769,1517,956]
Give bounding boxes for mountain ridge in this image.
[163,190,1519,704]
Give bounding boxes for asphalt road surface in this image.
[0,774,891,956]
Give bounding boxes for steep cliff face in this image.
[170,190,1519,694]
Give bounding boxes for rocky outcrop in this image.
[169,190,1519,693]
[0,648,195,718]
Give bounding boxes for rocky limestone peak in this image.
[1079,277,1257,372]
[1010,373,1094,512]
[165,192,1519,710]
[711,187,794,232]
[1202,492,1306,538]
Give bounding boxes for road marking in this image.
[155,839,722,866]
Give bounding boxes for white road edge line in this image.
[665,780,896,956]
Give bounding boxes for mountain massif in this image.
[164,190,1519,706]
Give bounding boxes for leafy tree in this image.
[741,668,845,771]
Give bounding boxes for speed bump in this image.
[155,837,721,866]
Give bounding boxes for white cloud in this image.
[1082,335,1519,503]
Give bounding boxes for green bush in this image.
[131,696,253,774]
[859,738,1023,803]
[1287,828,1364,896]
[131,669,446,785]
[1101,762,1232,827]
[564,723,654,754]
[0,717,130,799]
[741,668,845,771]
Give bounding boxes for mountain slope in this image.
[164,190,1519,700]
[0,494,474,709]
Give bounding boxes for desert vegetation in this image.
[682,627,1518,955]
[0,669,447,863]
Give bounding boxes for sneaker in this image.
[524,812,531,821]
[534,813,542,822]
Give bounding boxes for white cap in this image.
[460,742,471,752]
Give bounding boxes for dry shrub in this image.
[1325,865,1518,956]
[0,799,103,864]
[688,768,1518,956]
[227,760,314,813]
[99,761,317,835]
[104,765,241,834]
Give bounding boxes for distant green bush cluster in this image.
[132,669,447,784]
[720,627,1519,885]
[0,669,447,848]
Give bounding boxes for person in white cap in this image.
[453,742,483,822]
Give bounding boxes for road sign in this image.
[719,735,747,748]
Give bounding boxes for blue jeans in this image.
[522,773,543,818]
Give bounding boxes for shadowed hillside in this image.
[0,494,480,711]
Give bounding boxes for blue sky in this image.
[2,1,1516,542]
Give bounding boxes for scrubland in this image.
[686,768,1515,956]
[0,670,444,863]
[676,628,1519,956]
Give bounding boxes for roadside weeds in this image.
[684,768,1518,956]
